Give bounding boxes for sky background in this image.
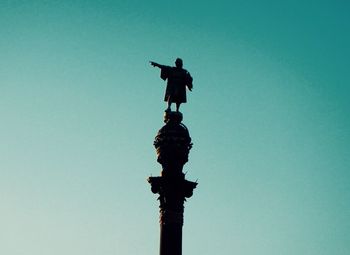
[1,1,349,254]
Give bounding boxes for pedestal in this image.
[148,111,197,255]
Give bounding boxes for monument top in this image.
[150,58,193,112]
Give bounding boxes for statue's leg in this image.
[176,102,181,112]
[166,99,172,112]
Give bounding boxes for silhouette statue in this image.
[150,58,193,112]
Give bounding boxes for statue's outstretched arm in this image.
[150,61,165,69]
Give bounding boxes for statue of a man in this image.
[150,58,193,112]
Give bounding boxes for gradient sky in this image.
[1,1,349,255]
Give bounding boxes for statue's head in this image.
[175,58,183,68]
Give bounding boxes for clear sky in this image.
[1,1,349,254]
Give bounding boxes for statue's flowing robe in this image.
[160,66,193,103]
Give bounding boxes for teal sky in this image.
[1,1,349,254]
